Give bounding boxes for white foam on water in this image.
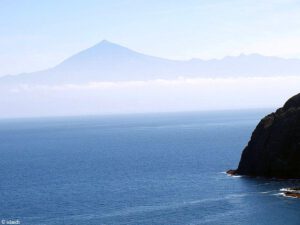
[259,191,274,194]
[280,188,290,192]
[282,193,299,199]
[272,193,285,196]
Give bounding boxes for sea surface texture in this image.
[1,110,300,225]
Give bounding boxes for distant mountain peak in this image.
[79,40,140,57]
[56,40,141,69]
[96,39,119,47]
[100,39,110,44]
[2,41,300,84]
[93,40,129,50]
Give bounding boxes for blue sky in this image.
[1,0,300,76]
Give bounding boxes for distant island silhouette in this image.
[2,40,300,85]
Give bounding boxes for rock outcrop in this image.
[233,93,300,178]
[280,188,300,198]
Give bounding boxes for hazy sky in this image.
[1,0,300,76]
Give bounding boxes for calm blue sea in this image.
[1,110,300,225]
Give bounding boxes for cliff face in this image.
[236,93,300,178]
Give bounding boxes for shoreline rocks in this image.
[226,169,237,176]
[280,188,300,198]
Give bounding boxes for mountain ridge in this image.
[2,40,300,85]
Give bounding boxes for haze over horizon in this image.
[0,39,299,118]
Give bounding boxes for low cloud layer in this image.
[1,76,299,118]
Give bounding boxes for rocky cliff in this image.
[234,93,300,178]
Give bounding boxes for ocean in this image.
[1,110,300,225]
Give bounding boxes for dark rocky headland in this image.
[229,93,300,179]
